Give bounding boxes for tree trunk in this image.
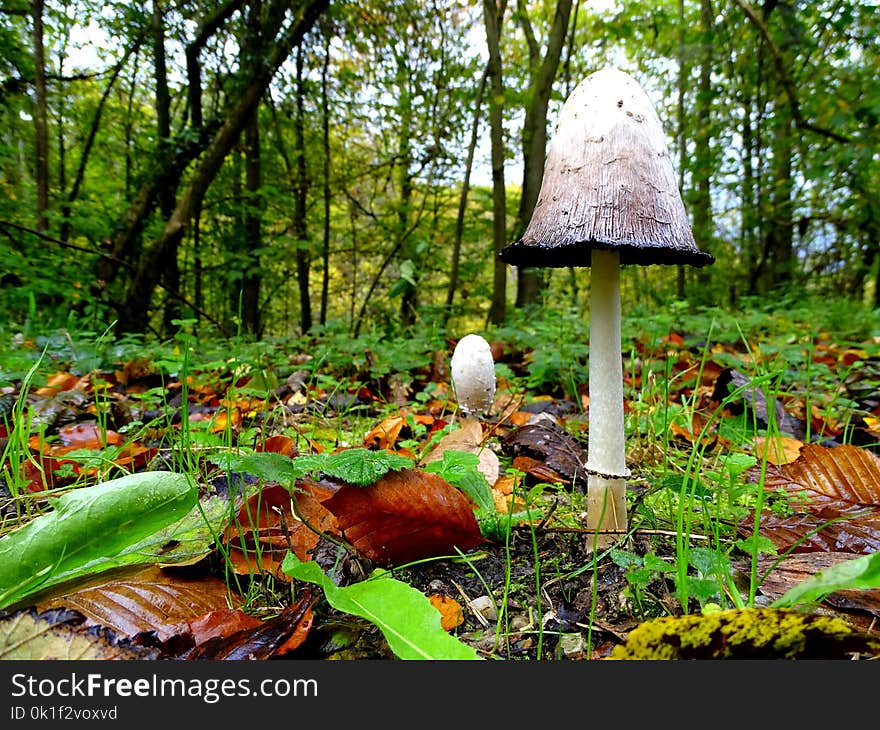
[445,66,487,325]
[484,0,507,326]
[293,44,312,334]
[242,108,263,336]
[675,0,687,301]
[691,0,714,301]
[31,0,49,232]
[319,28,331,327]
[512,0,572,310]
[153,0,180,333]
[115,0,329,334]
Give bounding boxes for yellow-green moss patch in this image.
[611,608,880,660]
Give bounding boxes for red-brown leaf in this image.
[180,589,316,660]
[323,468,485,567]
[223,481,338,576]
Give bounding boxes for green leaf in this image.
[0,472,197,610]
[771,551,880,609]
[213,448,412,488]
[317,448,413,486]
[212,451,310,485]
[281,553,479,660]
[424,451,493,513]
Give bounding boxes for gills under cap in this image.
[500,67,714,268]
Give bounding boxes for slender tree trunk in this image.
[293,44,312,334]
[675,0,687,301]
[445,66,487,325]
[319,28,331,326]
[513,0,572,310]
[395,52,416,329]
[31,0,49,232]
[691,0,714,301]
[484,0,507,326]
[152,0,181,332]
[242,109,263,335]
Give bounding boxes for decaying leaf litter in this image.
[2,309,880,660]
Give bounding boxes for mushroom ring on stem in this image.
[499,67,714,545]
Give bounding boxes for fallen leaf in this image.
[746,553,880,631]
[323,468,485,567]
[423,416,499,486]
[0,607,158,660]
[37,565,241,642]
[742,444,880,553]
[57,422,122,447]
[753,435,805,465]
[223,481,338,577]
[179,588,317,660]
[501,418,588,488]
[428,593,464,631]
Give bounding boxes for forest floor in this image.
[2,300,880,660]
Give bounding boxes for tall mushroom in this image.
[499,67,714,544]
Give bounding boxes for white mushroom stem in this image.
[586,249,628,539]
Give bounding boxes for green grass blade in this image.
[282,553,480,660]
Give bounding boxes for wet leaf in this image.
[36,565,241,642]
[771,550,880,610]
[742,444,880,554]
[750,553,880,624]
[500,418,588,487]
[323,468,484,566]
[223,482,338,576]
[0,472,197,610]
[180,589,317,660]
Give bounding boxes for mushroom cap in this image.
[450,334,496,415]
[500,67,714,268]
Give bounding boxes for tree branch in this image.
[733,0,850,144]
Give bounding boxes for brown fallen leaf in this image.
[37,565,242,642]
[753,435,805,465]
[179,588,317,660]
[365,412,435,450]
[743,553,880,636]
[223,481,338,577]
[323,468,485,567]
[0,607,158,660]
[428,593,464,631]
[741,443,880,554]
[500,417,588,488]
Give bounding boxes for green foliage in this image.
[282,553,480,660]
[423,450,542,542]
[215,446,413,487]
[0,471,197,610]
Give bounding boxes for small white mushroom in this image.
[450,334,496,416]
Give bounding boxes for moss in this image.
[610,608,880,660]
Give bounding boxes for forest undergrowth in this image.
[2,295,880,660]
